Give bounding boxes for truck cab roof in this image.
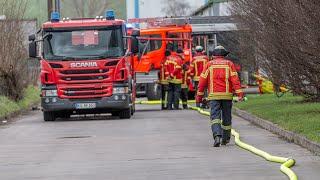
[42,18,125,29]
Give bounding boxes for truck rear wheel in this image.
[146,83,161,100]
[119,109,131,119]
[43,111,56,121]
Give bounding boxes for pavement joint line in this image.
[135,100,298,180]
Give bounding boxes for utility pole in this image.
[47,0,53,21]
[55,0,61,14]
[47,0,60,21]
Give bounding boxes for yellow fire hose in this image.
[135,100,196,105]
[135,100,298,180]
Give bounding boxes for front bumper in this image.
[41,94,131,112]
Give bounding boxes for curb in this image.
[234,108,320,156]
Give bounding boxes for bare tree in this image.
[61,0,110,18]
[161,0,191,17]
[0,0,31,100]
[231,0,320,101]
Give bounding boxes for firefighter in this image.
[190,46,209,106]
[196,46,244,147]
[176,48,190,109]
[158,50,170,110]
[165,49,183,110]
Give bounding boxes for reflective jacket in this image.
[159,59,169,85]
[182,67,191,89]
[196,57,243,101]
[190,53,209,81]
[165,55,183,84]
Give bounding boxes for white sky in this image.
[127,0,207,19]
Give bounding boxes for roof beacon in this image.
[51,12,60,22]
[105,10,115,20]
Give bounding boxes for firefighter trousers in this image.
[167,83,181,109]
[180,88,188,109]
[161,84,169,110]
[194,81,199,94]
[209,100,233,141]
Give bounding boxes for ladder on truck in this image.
[128,16,238,34]
[128,16,238,53]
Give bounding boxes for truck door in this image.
[135,33,164,72]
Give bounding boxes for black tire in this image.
[146,83,161,100]
[111,112,119,117]
[119,109,131,119]
[43,111,56,121]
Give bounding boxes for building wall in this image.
[196,2,231,16]
[25,0,126,26]
[25,0,47,26]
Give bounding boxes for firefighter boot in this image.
[183,104,188,109]
[221,130,231,145]
[221,138,230,146]
[213,136,221,147]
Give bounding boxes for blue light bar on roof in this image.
[51,12,60,22]
[126,23,134,29]
[106,10,115,20]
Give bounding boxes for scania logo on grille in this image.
[70,62,98,68]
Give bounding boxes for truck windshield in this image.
[43,27,124,60]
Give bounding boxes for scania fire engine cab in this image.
[28,11,140,121]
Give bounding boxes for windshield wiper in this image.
[47,56,77,61]
[80,55,120,60]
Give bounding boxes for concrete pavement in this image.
[0,104,319,180]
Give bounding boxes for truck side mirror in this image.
[131,30,140,37]
[29,41,37,58]
[131,37,139,54]
[28,34,36,41]
[130,30,140,54]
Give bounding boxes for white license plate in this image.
[75,103,96,109]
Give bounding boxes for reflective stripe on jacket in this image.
[165,55,183,84]
[159,60,169,85]
[197,57,243,100]
[190,53,209,81]
[181,69,191,89]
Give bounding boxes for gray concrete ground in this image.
[0,104,319,180]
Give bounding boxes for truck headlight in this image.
[113,87,128,94]
[43,90,58,97]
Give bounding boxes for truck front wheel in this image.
[119,109,131,119]
[43,111,56,121]
[147,83,161,100]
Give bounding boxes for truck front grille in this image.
[61,75,108,81]
[57,68,113,84]
[56,67,115,99]
[58,84,112,99]
[60,69,109,75]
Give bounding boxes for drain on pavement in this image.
[58,136,91,139]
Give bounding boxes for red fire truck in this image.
[127,18,193,99]
[28,11,140,121]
